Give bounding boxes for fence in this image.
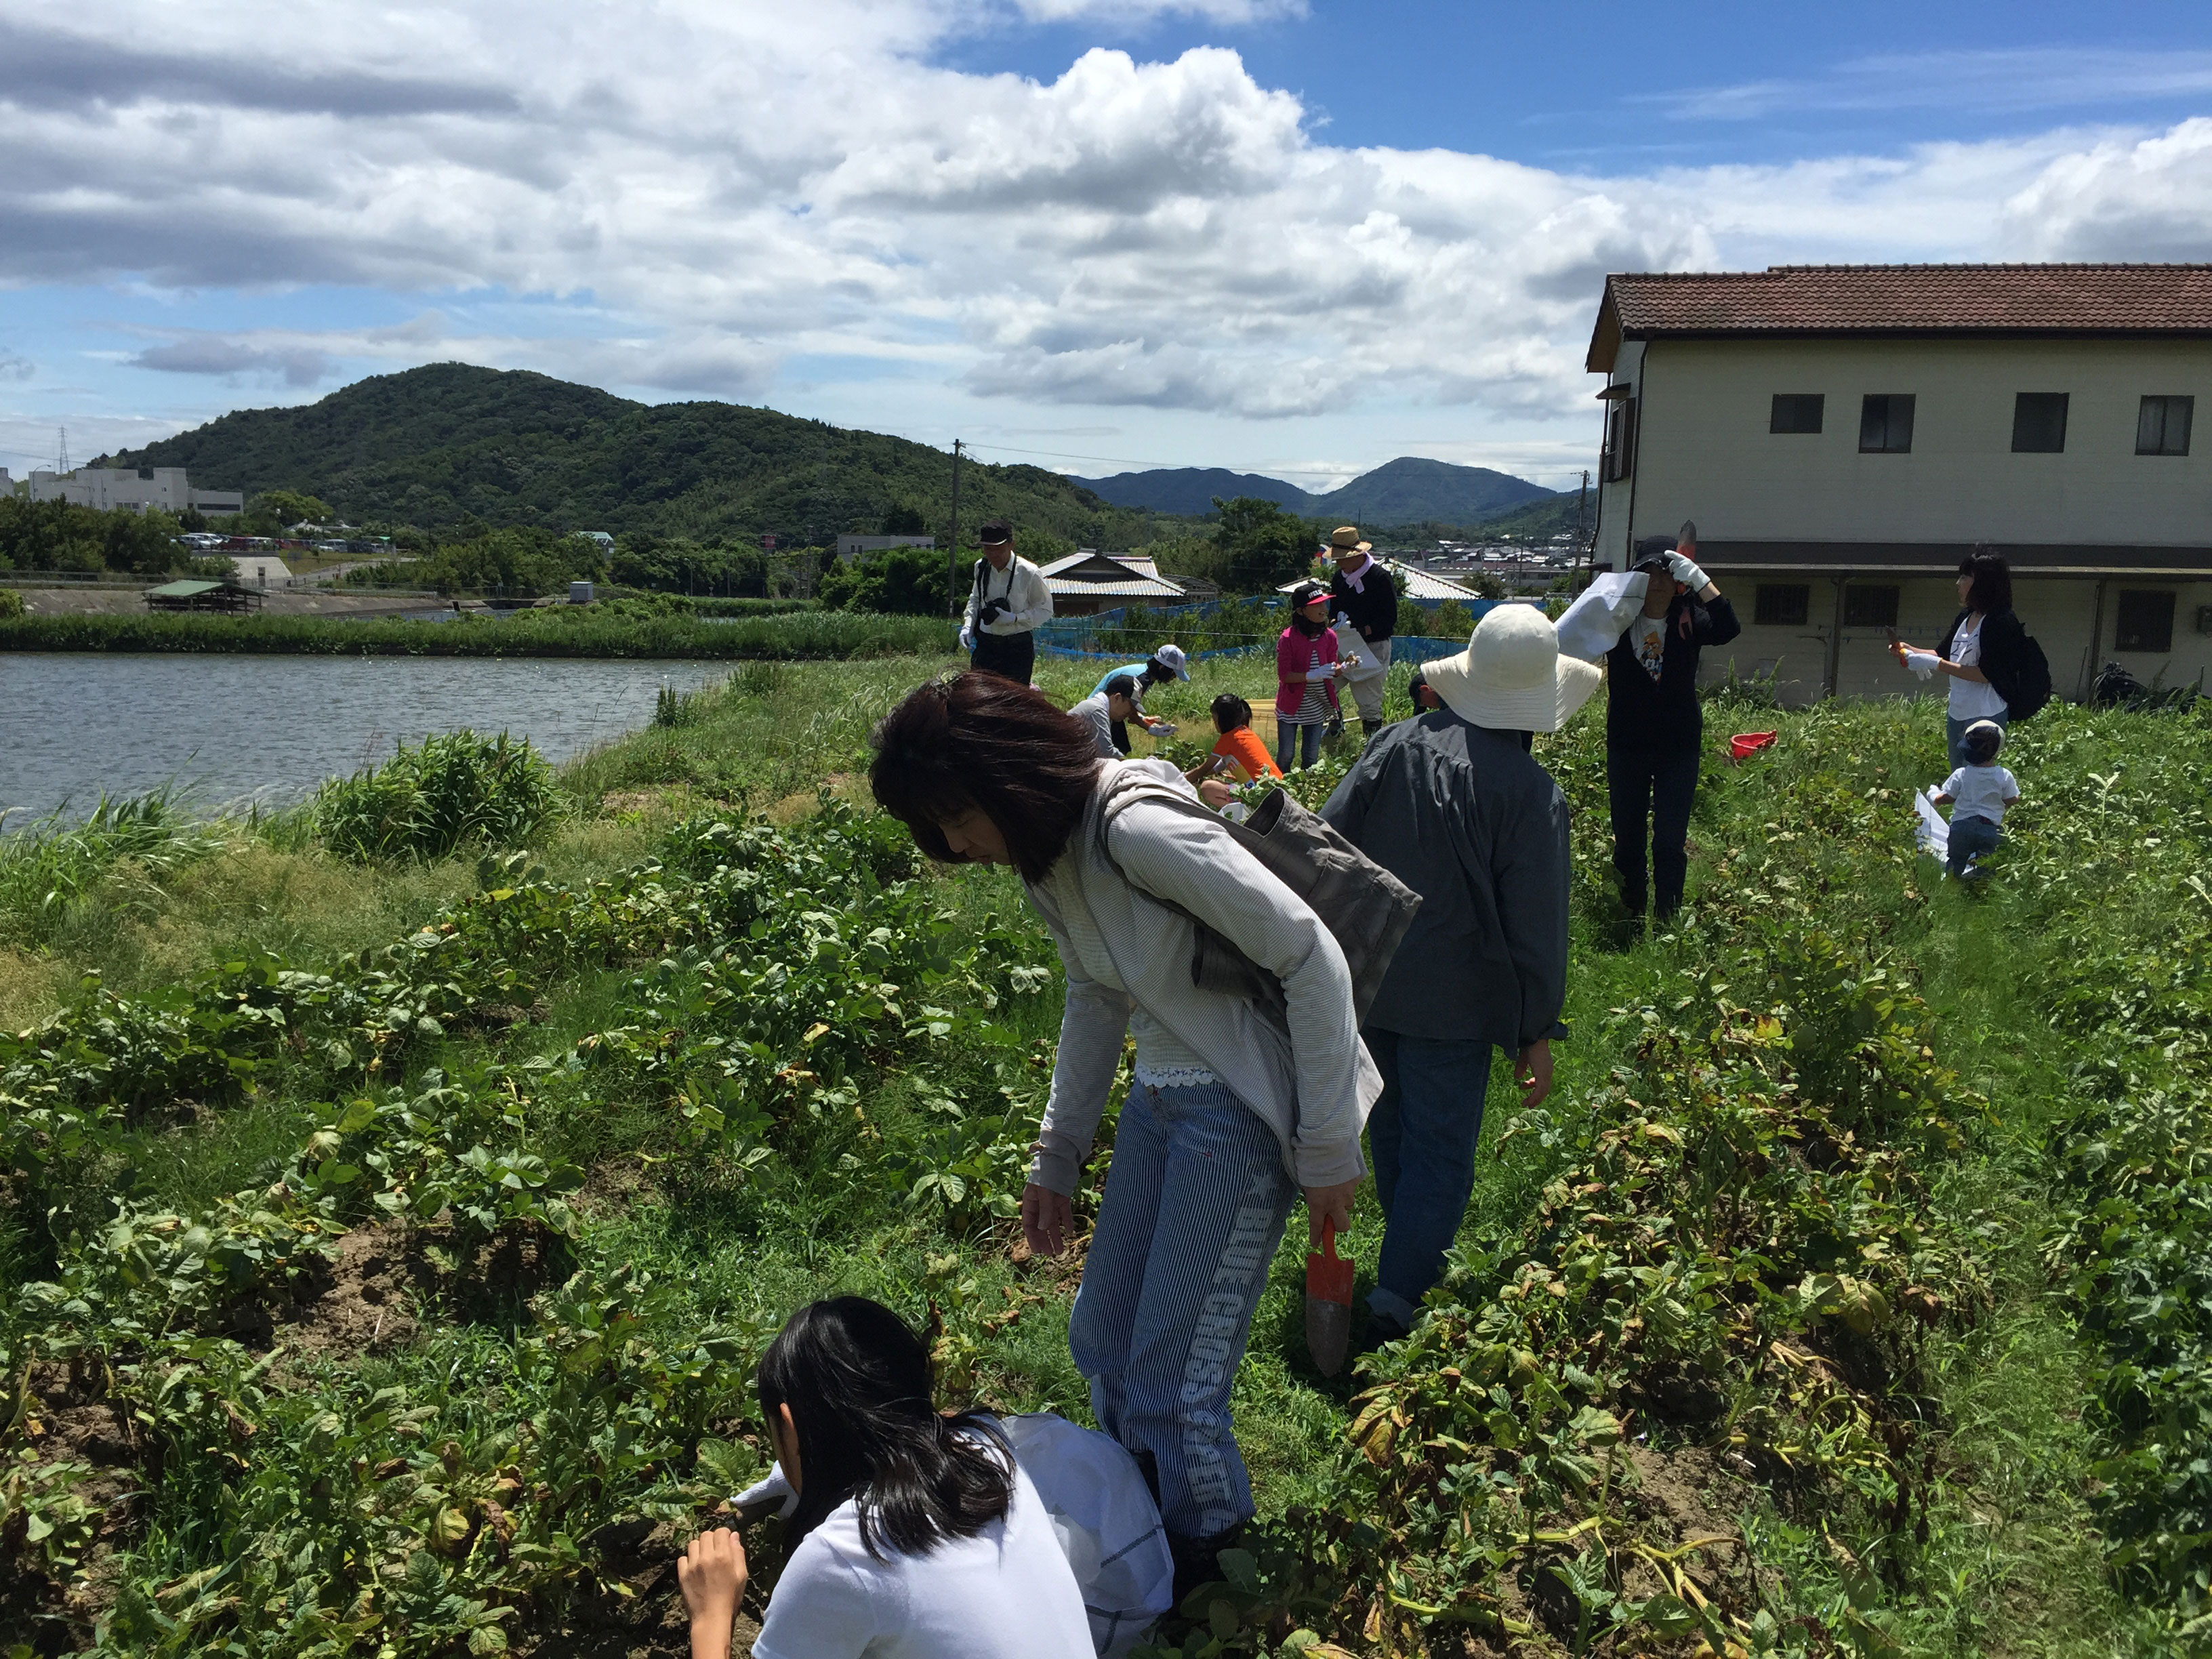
[1034,596,1553,674]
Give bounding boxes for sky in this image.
[3,0,2212,497]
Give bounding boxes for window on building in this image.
[1769,394,1825,434]
[1755,583,1811,627]
[2114,590,2177,653]
[2011,392,2070,453]
[2137,395,2194,457]
[1603,398,1637,482]
[1858,394,1915,454]
[1843,585,1900,628]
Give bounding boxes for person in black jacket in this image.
[1605,529,1740,921]
[1326,527,1396,739]
[1897,550,2022,769]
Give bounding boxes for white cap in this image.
[1152,643,1190,681]
[1422,604,1601,734]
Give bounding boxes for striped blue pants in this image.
[1069,1079,1294,1539]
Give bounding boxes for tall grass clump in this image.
[0,787,223,948]
[312,730,563,862]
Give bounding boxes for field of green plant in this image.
[3,651,2209,1658]
[0,609,954,661]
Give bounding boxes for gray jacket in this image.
[1321,712,1570,1050]
[1024,760,1380,1196]
[1069,692,1119,758]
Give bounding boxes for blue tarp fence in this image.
[1034,597,1545,672]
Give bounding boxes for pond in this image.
[2,653,733,828]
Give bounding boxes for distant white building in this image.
[836,533,937,564]
[29,466,243,517]
[0,467,13,495]
[576,531,615,552]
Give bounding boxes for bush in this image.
[0,588,23,619]
[819,544,952,615]
[312,731,563,862]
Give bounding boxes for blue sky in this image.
[3,0,2211,493]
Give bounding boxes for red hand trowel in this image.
[1305,1216,1355,1377]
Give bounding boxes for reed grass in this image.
[0,609,956,659]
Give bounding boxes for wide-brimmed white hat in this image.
[1424,603,1601,734]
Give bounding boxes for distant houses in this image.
[29,466,243,518]
[835,532,937,563]
[1587,262,2212,702]
[1038,549,1191,615]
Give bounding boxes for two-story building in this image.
[1587,264,2212,703]
[29,466,244,518]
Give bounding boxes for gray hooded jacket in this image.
[1023,760,1380,1196]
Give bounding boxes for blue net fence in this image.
[1034,596,1544,672]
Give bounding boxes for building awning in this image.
[1694,541,2212,579]
[147,579,224,597]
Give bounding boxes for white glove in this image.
[1902,647,1939,680]
[1150,722,1177,737]
[958,627,974,651]
[1665,550,1709,593]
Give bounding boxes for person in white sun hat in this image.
[1319,602,1595,1343]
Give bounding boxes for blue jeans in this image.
[1947,813,2002,876]
[1069,1080,1293,1539]
[1362,1027,1493,1330]
[1276,720,1324,771]
[1946,710,2008,770]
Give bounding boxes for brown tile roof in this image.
[1587,264,2212,371]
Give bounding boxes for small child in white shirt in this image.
[1930,718,2020,878]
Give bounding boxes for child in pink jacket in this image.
[1275,581,1343,771]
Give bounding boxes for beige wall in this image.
[1698,573,2211,706]
[1595,335,2212,560]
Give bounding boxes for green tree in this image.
[254,489,334,525]
[819,544,949,615]
[880,504,928,535]
[1208,495,1317,594]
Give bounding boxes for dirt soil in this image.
[275,1222,422,1359]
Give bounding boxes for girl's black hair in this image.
[1211,693,1252,730]
[870,672,1104,882]
[1958,548,2013,615]
[758,1297,1013,1559]
[1290,608,1329,638]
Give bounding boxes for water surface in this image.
[3,653,731,827]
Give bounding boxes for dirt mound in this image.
[279,1223,419,1359]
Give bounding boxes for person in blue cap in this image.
[1086,643,1189,752]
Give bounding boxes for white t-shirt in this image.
[751,1458,1094,1659]
[1941,764,2019,825]
[1629,613,1668,681]
[1948,615,2009,720]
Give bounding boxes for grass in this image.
[0,649,2204,1655]
[0,609,956,659]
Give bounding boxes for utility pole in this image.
[945,438,963,619]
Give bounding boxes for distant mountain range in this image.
[100,361,1561,546]
[1072,455,1557,527]
[101,364,1159,547]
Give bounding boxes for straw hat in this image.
[1423,604,1601,734]
[1326,525,1371,553]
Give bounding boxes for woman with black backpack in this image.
[1898,550,2043,769]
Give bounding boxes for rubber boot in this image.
[1168,1523,1245,1605]
[1359,718,1380,743]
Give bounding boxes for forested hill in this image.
[100,363,1163,546]
[1074,455,1557,527]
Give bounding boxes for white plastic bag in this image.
[1553,572,1651,662]
[1913,790,1950,861]
[1000,1412,1174,1657]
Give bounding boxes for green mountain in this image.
[99,363,1160,548]
[1072,455,1557,527]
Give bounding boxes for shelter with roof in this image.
[1587,264,2212,703]
[144,577,266,613]
[1038,550,1190,615]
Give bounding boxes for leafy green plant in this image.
[312,731,563,863]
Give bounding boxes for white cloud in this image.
[1,3,2210,466]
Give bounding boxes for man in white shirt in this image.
[1068,676,1144,758]
[962,519,1054,686]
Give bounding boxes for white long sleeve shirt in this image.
[962,555,1054,639]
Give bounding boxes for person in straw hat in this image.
[1324,527,1395,741]
[1319,603,1595,1343]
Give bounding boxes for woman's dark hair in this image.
[1958,548,2013,615]
[1211,693,1252,730]
[870,672,1102,882]
[758,1297,1012,1559]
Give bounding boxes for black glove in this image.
[979,597,1010,625]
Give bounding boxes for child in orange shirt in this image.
[1184,694,1284,798]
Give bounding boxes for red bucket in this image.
[1729,731,1777,762]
